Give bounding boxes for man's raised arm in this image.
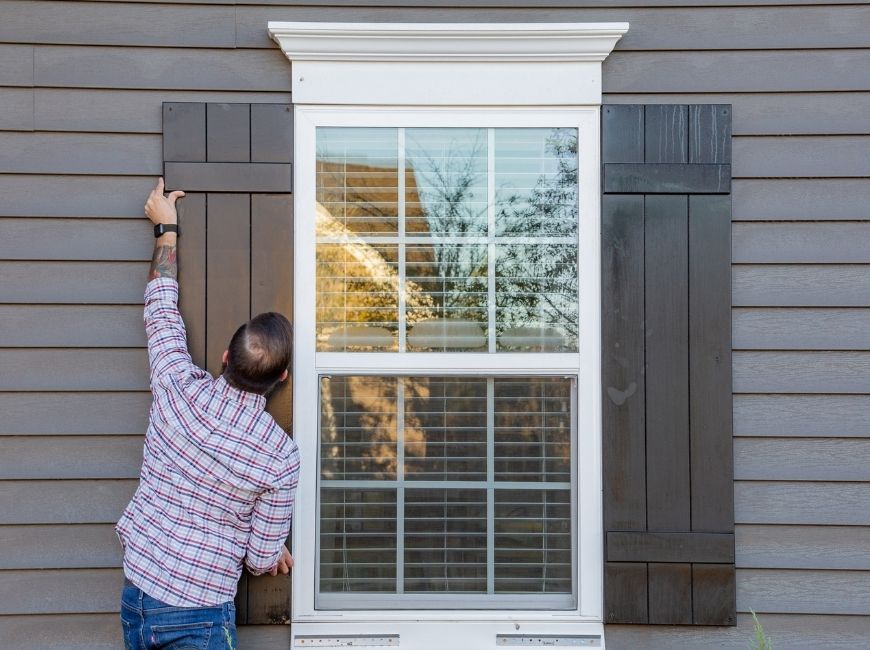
[145,177,183,281]
[143,178,199,385]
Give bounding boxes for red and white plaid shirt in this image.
[116,277,301,607]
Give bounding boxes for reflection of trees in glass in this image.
[319,375,430,482]
[315,127,579,351]
[496,129,578,347]
[405,130,488,329]
[407,128,579,349]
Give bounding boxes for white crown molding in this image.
[266,22,629,106]
[268,22,628,63]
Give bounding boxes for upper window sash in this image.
[295,107,601,377]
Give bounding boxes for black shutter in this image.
[601,105,735,625]
[163,102,294,625]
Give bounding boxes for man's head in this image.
[221,312,292,395]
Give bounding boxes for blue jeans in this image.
[120,582,238,650]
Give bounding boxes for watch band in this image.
[154,223,180,238]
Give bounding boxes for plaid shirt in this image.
[116,277,300,607]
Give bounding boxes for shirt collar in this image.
[215,374,267,411]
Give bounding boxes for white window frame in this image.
[269,21,628,647]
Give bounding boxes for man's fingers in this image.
[269,565,278,577]
[167,190,185,206]
[156,177,164,194]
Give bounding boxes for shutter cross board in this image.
[163,102,294,626]
[602,104,735,626]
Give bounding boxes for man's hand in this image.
[145,177,185,226]
[269,545,294,576]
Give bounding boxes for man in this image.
[116,178,301,649]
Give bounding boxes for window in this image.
[312,123,581,611]
[294,107,601,623]
[270,20,627,641]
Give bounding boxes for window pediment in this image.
[267,22,628,105]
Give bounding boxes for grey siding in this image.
[0,1,867,648]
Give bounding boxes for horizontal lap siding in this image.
[0,2,867,648]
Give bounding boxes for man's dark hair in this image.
[223,312,293,395]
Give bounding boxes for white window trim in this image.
[268,22,628,106]
[269,21,628,648]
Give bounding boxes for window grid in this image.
[316,126,579,353]
[318,376,575,607]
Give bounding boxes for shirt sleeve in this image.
[244,443,302,575]
[144,277,201,386]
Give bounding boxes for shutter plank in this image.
[602,105,644,163]
[246,575,290,624]
[164,162,292,193]
[234,575,249,625]
[604,163,731,194]
[207,103,250,163]
[601,194,648,626]
[644,195,690,532]
[608,532,734,564]
[163,103,206,162]
[694,564,736,625]
[205,193,250,375]
[602,195,646,532]
[605,562,648,624]
[645,104,688,163]
[690,195,734,533]
[178,193,206,367]
[649,563,693,624]
[689,105,731,164]
[249,194,294,623]
[251,194,294,433]
[251,104,293,163]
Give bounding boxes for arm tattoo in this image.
[149,243,178,281]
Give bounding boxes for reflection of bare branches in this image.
[406,130,489,325]
[496,130,579,344]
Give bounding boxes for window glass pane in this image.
[405,244,488,351]
[495,489,572,594]
[320,375,398,480]
[316,127,398,236]
[405,128,488,237]
[318,375,575,609]
[316,243,399,351]
[493,377,572,483]
[404,377,488,481]
[315,126,578,352]
[320,488,397,593]
[495,244,578,352]
[494,128,578,238]
[405,488,488,593]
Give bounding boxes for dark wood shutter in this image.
[163,102,294,625]
[601,105,735,625]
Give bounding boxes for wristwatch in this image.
[154,223,180,238]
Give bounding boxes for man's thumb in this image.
[167,190,186,206]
